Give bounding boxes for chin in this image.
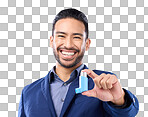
[58,59,80,68]
[60,62,76,68]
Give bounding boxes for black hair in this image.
[52,8,89,39]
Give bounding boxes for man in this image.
[18,8,139,117]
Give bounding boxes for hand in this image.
[82,69,125,105]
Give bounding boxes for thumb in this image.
[82,89,96,97]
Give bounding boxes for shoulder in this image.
[22,71,51,93]
[22,76,46,95]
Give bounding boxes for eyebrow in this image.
[55,31,83,37]
[73,33,83,37]
[56,31,67,35]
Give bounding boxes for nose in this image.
[64,37,73,48]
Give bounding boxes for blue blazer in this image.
[18,65,139,117]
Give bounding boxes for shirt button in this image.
[63,83,67,86]
[61,98,64,102]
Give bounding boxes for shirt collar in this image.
[49,64,85,84]
[74,64,85,76]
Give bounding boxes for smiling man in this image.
[18,8,139,117]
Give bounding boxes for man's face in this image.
[50,18,91,68]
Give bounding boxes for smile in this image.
[59,49,77,58]
[61,51,75,56]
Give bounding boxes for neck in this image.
[55,62,82,82]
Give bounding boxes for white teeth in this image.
[61,51,75,56]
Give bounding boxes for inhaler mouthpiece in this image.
[81,71,87,77]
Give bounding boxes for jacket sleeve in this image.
[103,89,139,117]
[18,89,26,117]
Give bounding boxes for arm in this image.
[18,90,26,117]
[103,89,139,117]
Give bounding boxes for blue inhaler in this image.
[75,71,88,94]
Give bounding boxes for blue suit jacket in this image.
[18,65,139,117]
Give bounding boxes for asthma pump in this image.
[75,71,88,94]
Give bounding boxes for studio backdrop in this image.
[0,0,148,117]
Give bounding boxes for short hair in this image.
[52,8,89,39]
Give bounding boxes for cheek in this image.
[74,42,85,51]
[53,39,62,48]
[80,41,86,50]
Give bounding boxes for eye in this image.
[57,35,65,38]
[74,37,81,39]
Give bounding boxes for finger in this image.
[94,76,102,88]
[94,73,106,89]
[106,75,118,89]
[106,78,113,89]
[82,89,96,97]
[82,69,98,79]
[100,74,111,89]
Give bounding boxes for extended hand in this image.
[82,69,125,105]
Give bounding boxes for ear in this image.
[85,38,91,51]
[50,36,54,48]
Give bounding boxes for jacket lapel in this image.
[59,76,78,117]
[60,65,88,117]
[41,71,57,117]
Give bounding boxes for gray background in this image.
[0,0,148,116]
